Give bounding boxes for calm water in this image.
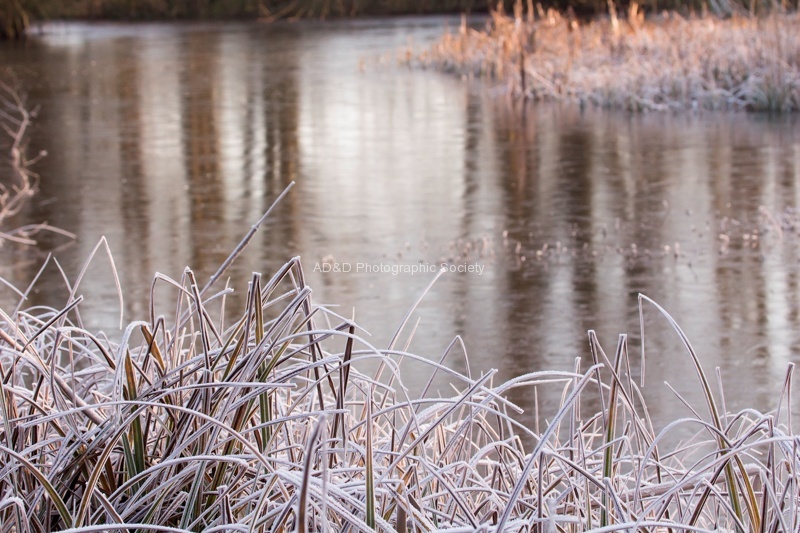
[1,18,800,429]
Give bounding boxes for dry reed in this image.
[408,5,800,111]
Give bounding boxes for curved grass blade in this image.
[295,414,326,533]
[639,294,758,533]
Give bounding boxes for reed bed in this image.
[408,5,800,111]
[0,194,796,532]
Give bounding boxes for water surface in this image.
[1,18,799,429]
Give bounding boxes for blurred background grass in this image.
[3,0,798,39]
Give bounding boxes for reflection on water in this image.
[1,18,799,429]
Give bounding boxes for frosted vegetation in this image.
[0,183,796,532]
[409,5,800,111]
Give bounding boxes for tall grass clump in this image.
[409,1,800,111]
[0,193,798,531]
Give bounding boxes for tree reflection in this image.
[0,21,798,428]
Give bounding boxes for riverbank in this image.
[1,0,485,39]
[408,8,800,111]
[3,0,484,29]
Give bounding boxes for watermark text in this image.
[312,261,485,276]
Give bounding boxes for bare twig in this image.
[0,77,73,247]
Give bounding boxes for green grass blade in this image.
[365,384,375,530]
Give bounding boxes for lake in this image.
[1,17,799,431]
